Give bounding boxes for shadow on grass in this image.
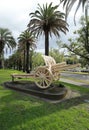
[0,87,89,130]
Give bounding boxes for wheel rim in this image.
[34,67,53,89]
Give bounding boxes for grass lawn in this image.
[0,69,89,130]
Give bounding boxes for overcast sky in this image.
[0,0,84,57]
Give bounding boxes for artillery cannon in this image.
[11,55,80,89]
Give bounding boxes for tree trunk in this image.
[2,58,4,69]
[1,53,4,69]
[18,58,22,71]
[23,49,26,72]
[29,50,33,71]
[26,42,30,73]
[45,31,49,56]
[0,60,3,68]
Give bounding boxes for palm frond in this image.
[60,0,87,20]
[0,28,16,55]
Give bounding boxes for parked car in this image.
[81,69,89,73]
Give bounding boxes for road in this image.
[60,72,89,87]
[61,72,89,81]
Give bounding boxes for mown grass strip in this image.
[0,69,89,130]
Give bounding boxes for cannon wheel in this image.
[34,67,53,89]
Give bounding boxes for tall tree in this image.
[18,41,26,72]
[28,2,68,56]
[0,28,16,68]
[60,0,88,20]
[49,48,65,63]
[62,16,89,63]
[18,30,36,73]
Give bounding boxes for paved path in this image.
[61,72,89,81]
[60,78,89,88]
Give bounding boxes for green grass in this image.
[0,69,89,130]
[61,81,89,93]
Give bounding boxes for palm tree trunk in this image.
[26,42,30,73]
[23,49,26,72]
[45,31,49,56]
[1,52,4,69]
[29,50,33,71]
[0,52,2,68]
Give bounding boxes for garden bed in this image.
[4,81,81,103]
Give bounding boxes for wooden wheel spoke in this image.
[45,71,50,76]
[44,80,49,86]
[39,79,46,87]
[35,67,53,88]
[45,78,51,82]
[45,76,51,80]
[41,79,48,87]
[35,73,40,77]
[42,79,45,86]
[36,71,41,75]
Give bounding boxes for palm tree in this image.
[0,28,16,68]
[18,30,36,73]
[60,0,88,22]
[28,2,68,56]
[17,41,26,72]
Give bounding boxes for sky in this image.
[0,0,84,57]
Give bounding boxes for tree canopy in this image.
[28,2,68,55]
